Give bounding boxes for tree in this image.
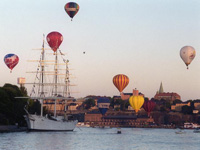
[0,84,28,126]
[173,99,182,105]
[28,100,41,115]
[181,105,193,114]
[83,98,95,109]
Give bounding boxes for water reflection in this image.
[0,128,200,150]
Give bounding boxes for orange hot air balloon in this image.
[129,95,144,113]
[113,74,129,92]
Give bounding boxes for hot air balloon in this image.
[4,53,19,73]
[180,46,196,69]
[64,2,79,21]
[143,99,155,117]
[129,95,144,113]
[97,97,110,116]
[46,31,63,53]
[113,74,129,93]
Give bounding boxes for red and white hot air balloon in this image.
[46,31,63,53]
[4,53,19,73]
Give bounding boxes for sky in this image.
[1,0,200,101]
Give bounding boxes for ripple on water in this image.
[0,128,200,150]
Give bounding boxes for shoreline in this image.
[0,125,27,133]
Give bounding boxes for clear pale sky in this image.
[1,0,200,101]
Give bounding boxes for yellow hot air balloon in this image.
[113,74,129,93]
[129,95,144,113]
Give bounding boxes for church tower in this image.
[158,82,164,94]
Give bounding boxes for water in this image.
[0,128,200,150]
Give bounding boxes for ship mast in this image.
[65,60,70,98]
[64,59,70,112]
[54,51,58,117]
[40,35,45,116]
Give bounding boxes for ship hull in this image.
[24,114,78,131]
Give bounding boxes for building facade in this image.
[171,102,190,112]
[84,111,155,127]
[154,82,181,101]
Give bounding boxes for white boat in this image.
[23,36,78,131]
[175,129,186,134]
[193,128,200,133]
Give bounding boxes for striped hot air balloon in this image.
[113,74,129,93]
[64,2,79,21]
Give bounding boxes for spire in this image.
[159,82,164,94]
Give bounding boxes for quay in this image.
[0,125,27,133]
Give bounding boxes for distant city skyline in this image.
[1,0,200,101]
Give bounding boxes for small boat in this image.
[117,128,121,134]
[175,129,186,134]
[193,128,200,133]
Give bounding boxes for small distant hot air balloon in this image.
[180,46,196,69]
[129,95,144,113]
[46,31,63,53]
[97,97,110,116]
[4,53,19,73]
[113,74,129,93]
[64,2,79,21]
[143,99,155,117]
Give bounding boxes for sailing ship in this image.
[24,35,78,131]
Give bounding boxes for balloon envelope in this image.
[64,2,79,20]
[97,97,110,115]
[113,74,129,92]
[143,100,155,116]
[129,95,144,113]
[46,31,63,52]
[4,54,19,71]
[180,46,196,69]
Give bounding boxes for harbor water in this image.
[0,127,200,150]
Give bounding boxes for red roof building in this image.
[154,82,181,101]
[154,92,181,101]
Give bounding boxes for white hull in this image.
[25,114,78,131]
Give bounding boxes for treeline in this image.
[0,84,40,126]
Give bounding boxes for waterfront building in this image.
[43,98,84,114]
[194,101,200,110]
[84,111,155,127]
[171,102,190,112]
[119,89,144,100]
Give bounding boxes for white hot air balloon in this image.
[180,46,196,69]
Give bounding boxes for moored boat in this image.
[175,129,186,134]
[193,128,200,133]
[23,34,78,131]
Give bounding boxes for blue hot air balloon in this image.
[97,97,110,116]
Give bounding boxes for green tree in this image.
[0,84,28,126]
[173,99,182,105]
[83,98,95,109]
[181,105,193,114]
[28,99,41,115]
[0,87,11,125]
